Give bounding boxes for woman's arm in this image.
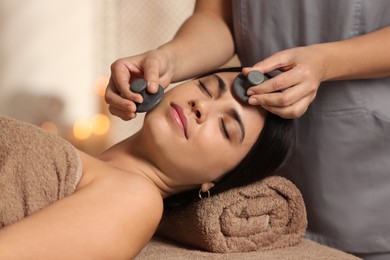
[0,173,163,259]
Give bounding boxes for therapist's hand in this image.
[243,45,326,119]
[105,50,173,120]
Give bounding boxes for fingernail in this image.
[134,94,143,103]
[149,81,158,92]
[247,90,254,95]
[128,104,136,112]
[248,97,258,105]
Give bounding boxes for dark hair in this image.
[164,67,295,208]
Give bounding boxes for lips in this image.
[170,103,188,139]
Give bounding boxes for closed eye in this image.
[198,80,212,98]
[219,118,230,140]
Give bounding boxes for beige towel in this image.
[136,237,361,260]
[0,116,81,228]
[157,176,307,253]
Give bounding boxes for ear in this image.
[200,182,215,193]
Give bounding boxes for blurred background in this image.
[0,0,196,155]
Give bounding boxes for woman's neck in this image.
[97,132,182,199]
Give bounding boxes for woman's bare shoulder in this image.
[76,148,163,217]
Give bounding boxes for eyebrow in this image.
[212,74,245,143]
[213,74,227,97]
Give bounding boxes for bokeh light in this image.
[73,119,92,140]
[91,113,110,136]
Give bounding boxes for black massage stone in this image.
[247,70,267,85]
[130,78,164,112]
[233,70,268,104]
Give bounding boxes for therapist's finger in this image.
[105,78,138,112]
[249,82,316,108]
[110,60,133,96]
[108,105,137,121]
[261,94,314,119]
[110,61,144,103]
[247,68,302,95]
[243,50,294,76]
[143,58,163,94]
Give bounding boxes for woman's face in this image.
[142,72,266,187]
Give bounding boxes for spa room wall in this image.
[0,0,195,155]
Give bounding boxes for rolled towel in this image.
[0,116,81,228]
[157,176,307,253]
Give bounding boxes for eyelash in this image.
[198,80,230,141]
[198,80,212,98]
[219,118,230,140]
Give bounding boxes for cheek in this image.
[143,109,180,155]
[164,84,192,99]
[188,129,250,174]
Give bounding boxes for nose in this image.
[189,99,207,124]
[189,97,234,124]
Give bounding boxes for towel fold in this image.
[0,116,81,228]
[157,176,307,253]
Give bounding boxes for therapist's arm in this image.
[106,0,235,120]
[246,25,390,118]
[159,0,235,82]
[318,25,390,80]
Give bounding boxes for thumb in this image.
[243,51,291,76]
[143,59,162,94]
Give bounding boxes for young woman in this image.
[0,68,294,259]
